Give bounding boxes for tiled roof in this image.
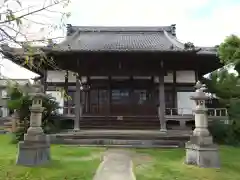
[1,24,217,55]
[45,25,199,52]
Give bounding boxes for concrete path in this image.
[93,149,136,180]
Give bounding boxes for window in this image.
[90,90,98,104]
[99,90,108,104]
[111,89,129,104]
[133,90,147,104]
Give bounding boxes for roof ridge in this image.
[66,24,176,35]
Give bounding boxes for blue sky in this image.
[1,0,240,79]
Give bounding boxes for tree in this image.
[205,69,240,116]
[0,0,71,70]
[218,35,240,75]
[0,0,70,44]
[6,81,60,142]
[204,34,240,144]
[0,0,72,97]
[205,34,240,101]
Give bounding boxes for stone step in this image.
[51,138,184,148]
[54,133,190,141]
[61,144,180,148]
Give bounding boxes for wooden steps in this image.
[76,116,193,130]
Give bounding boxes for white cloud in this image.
[177,3,240,46]
[1,0,240,78]
[68,0,209,26]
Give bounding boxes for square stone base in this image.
[16,134,51,166]
[185,142,220,168]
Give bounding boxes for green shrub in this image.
[209,121,230,144]
[6,82,61,143]
[209,120,240,145]
[228,120,240,145]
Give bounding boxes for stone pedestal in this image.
[17,134,51,166]
[185,136,220,168]
[16,84,51,166]
[185,81,220,168]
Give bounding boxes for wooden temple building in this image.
[1,24,227,131]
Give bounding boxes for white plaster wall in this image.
[176,70,195,83]
[177,92,195,115]
[154,72,173,83]
[47,70,77,83]
[68,71,76,82]
[47,70,65,82]
[46,91,64,114]
[1,89,7,98]
[1,108,8,117]
[164,72,173,83]
[47,70,195,84]
[1,89,8,117]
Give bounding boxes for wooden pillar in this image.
[129,76,134,115]
[64,70,69,114]
[172,70,177,111]
[195,70,199,82]
[84,91,88,113]
[108,76,111,116]
[74,76,81,131]
[86,77,90,113]
[41,70,47,93]
[97,88,99,113]
[159,61,167,132]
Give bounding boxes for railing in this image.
[63,106,75,115]
[165,108,228,117]
[165,108,193,116]
[208,108,228,117]
[62,106,228,117]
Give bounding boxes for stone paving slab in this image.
[93,149,136,180]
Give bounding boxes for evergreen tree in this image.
[205,35,240,144]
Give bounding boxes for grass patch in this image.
[0,134,105,180]
[134,147,240,180]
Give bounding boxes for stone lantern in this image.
[16,81,51,166]
[185,81,220,168]
[190,81,210,137]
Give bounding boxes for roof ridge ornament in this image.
[171,24,176,36]
[184,42,195,50]
[66,24,73,36]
